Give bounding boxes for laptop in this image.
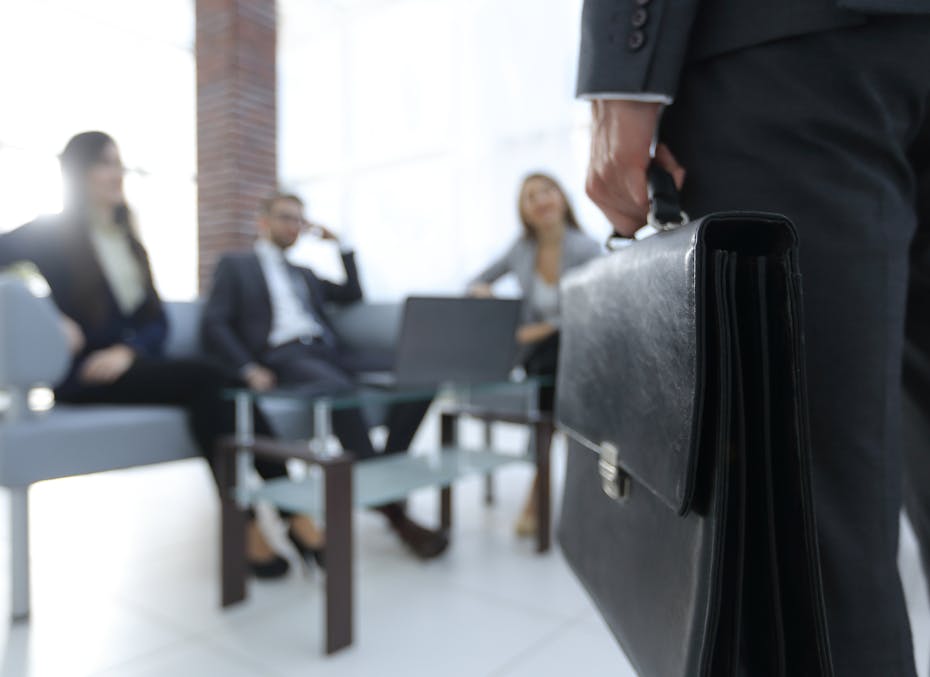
[360,296,522,388]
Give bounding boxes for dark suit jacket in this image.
[201,248,363,371]
[577,0,930,100]
[0,215,167,393]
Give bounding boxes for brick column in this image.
[196,0,276,292]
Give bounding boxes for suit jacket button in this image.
[631,8,648,27]
[628,29,646,51]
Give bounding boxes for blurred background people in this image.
[202,192,448,559]
[468,172,601,536]
[0,131,309,579]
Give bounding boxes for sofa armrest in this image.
[0,275,70,390]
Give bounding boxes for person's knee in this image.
[281,363,355,395]
[176,357,236,387]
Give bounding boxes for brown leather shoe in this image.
[377,503,449,559]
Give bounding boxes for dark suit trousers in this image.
[56,357,288,487]
[904,80,930,658]
[262,341,431,460]
[660,17,930,676]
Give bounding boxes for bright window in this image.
[278,0,609,300]
[0,0,197,300]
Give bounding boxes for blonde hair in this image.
[517,173,581,239]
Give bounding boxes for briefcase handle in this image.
[607,163,689,250]
[647,164,688,230]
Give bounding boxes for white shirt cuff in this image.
[580,92,673,105]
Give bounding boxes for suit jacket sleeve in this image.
[468,241,518,287]
[201,257,254,370]
[577,0,700,100]
[317,251,363,304]
[577,235,604,265]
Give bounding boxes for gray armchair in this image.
[0,273,402,621]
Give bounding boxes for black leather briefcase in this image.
[556,179,834,676]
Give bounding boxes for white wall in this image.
[278,0,609,301]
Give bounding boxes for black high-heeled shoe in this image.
[248,553,290,579]
[287,526,326,570]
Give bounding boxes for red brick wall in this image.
[195,0,276,293]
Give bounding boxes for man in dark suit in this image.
[202,192,447,559]
[578,1,930,675]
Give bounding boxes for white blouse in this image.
[531,274,560,326]
[88,219,146,315]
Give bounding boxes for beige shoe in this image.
[515,512,537,538]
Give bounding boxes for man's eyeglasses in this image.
[94,158,128,174]
[270,213,308,227]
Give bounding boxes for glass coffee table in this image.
[215,376,555,654]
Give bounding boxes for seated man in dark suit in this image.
[202,191,447,559]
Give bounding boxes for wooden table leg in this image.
[440,412,458,531]
[534,421,554,553]
[440,486,453,531]
[216,441,247,607]
[323,454,354,654]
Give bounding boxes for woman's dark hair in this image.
[60,131,131,229]
[517,172,581,239]
[58,131,158,327]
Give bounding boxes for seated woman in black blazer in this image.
[0,131,321,578]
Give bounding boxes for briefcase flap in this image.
[556,212,796,515]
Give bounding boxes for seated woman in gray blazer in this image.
[468,172,602,536]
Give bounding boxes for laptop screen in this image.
[391,296,522,386]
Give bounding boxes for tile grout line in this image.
[367,547,589,622]
[124,581,316,625]
[432,576,587,623]
[79,634,210,677]
[110,583,313,651]
[195,632,293,677]
[483,614,583,677]
[83,595,292,677]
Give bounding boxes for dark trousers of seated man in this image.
[262,338,447,558]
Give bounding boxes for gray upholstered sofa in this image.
[0,274,402,621]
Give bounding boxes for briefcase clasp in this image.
[599,442,632,501]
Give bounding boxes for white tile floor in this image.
[0,417,926,677]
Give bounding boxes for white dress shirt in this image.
[254,238,326,347]
[580,92,672,105]
[88,218,146,315]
